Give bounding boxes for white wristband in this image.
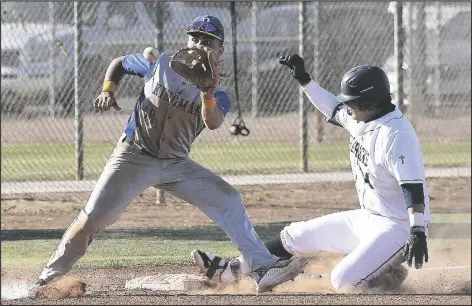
[409,212,425,227]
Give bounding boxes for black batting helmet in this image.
[336,65,392,111]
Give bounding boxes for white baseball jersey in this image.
[301,80,431,222]
[331,104,431,222]
[274,80,432,290]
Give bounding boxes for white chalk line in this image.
[1,282,30,301]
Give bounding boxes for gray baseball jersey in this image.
[122,52,231,158]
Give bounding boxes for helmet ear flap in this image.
[359,100,376,111]
[358,96,393,112]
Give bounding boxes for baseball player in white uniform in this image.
[192,54,431,292]
[31,17,306,295]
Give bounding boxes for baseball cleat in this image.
[388,264,409,289]
[191,249,240,284]
[368,264,409,292]
[28,279,47,298]
[249,257,309,293]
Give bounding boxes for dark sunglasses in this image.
[187,21,221,33]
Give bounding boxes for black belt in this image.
[120,134,155,158]
[139,146,156,158]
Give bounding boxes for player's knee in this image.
[279,228,297,256]
[229,192,245,215]
[219,180,241,200]
[221,184,243,207]
[229,187,242,202]
[280,222,314,256]
[68,210,100,238]
[213,179,246,216]
[226,189,250,219]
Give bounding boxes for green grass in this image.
[2,235,470,270]
[1,239,240,268]
[1,140,470,181]
[1,214,469,269]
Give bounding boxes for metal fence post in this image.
[74,1,84,180]
[155,1,165,204]
[432,2,441,116]
[406,2,416,126]
[393,2,406,113]
[230,1,241,121]
[416,2,427,115]
[48,2,56,118]
[299,1,308,172]
[313,2,323,143]
[154,1,164,53]
[251,1,258,118]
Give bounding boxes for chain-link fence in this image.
[1,2,471,191]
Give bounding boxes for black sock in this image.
[264,233,293,259]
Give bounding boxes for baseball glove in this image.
[169,46,219,89]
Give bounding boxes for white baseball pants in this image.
[281,209,410,291]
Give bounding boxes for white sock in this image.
[220,264,238,283]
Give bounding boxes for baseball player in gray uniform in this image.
[192,54,430,292]
[32,16,306,294]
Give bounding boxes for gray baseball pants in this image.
[39,138,278,282]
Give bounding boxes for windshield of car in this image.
[441,11,471,40]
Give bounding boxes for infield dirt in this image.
[1,177,471,304]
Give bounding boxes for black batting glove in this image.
[279,54,312,86]
[403,226,429,269]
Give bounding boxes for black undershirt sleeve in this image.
[401,183,425,208]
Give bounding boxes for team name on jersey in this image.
[349,138,369,167]
[152,83,201,116]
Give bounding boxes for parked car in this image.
[383,5,471,113]
[2,2,399,117]
[234,2,393,115]
[1,2,231,116]
[1,2,104,115]
[1,5,74,115]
